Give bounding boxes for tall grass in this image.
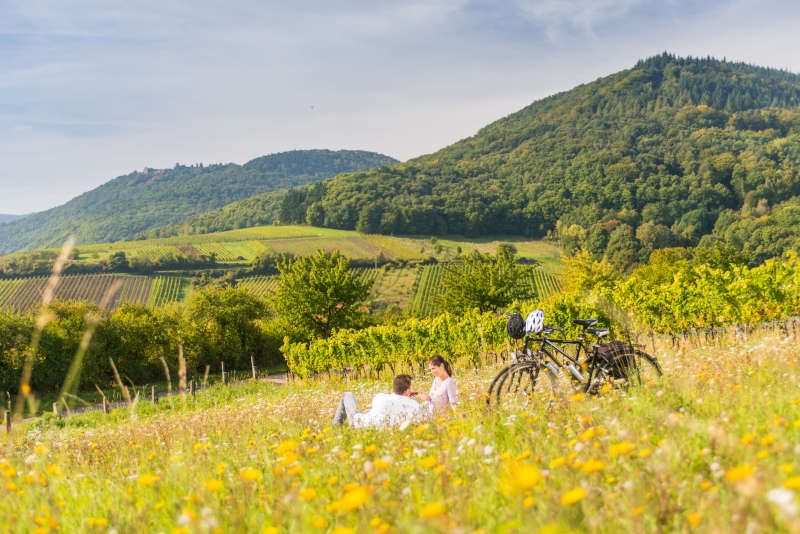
[1,327,798,533]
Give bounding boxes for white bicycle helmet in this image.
[524,309,545,334]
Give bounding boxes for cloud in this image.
[1,0,800,213]
[515,0,646,39]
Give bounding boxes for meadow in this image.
[1,328,798,533]
[3,225,562,268]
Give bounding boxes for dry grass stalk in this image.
[14,237,74,421]
[59,280,123,402]
[178,344,187,401]
[202,365,210,389]
[160,357,173,395]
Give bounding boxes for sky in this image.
[2,0,800,214]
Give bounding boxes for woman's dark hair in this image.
[428,354,453,377]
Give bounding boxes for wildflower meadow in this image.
[1,327,798,533]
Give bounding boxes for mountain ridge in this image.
[158,53,800,267]
[0,149,397,253]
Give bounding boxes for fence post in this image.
[151,386,156,404]
[5,391,10,411]
[102,397,109,414]
[190,379,196,396]
[221,362,226,385]
[251,356,257,380]
[3,410,10,433]
[52,403,59,418]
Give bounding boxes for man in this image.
[333,374,423,429]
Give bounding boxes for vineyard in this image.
[0,262,563,315]
[146,276,191,307]
[409,264,563,316]
[235,276,280,298]
[0,274,154,313]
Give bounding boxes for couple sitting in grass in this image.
[333,355,458,429]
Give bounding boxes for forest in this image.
[0,150,396,253]
[152,55,800,270]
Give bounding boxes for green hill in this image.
[162,54,800,267]
[0,149,397,253]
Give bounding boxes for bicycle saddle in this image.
[586,328,609,338]
[572,318,597,327]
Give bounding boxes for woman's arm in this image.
[445,378,459,407]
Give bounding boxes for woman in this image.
[422,355,458,413]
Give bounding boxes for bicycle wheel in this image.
[487,361,559,407]
[585,347,662,393]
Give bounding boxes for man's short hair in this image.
[393,374,412,394]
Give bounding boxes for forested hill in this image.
[0,214,25,223]
[168,54,800,267]
[0,150,397,253]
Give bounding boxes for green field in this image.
[5,225,562,270]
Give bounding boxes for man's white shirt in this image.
[351,393,423,429]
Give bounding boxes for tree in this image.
[274,250,373,339]
[188,287,272,369]
[605,225,640,271]
[438,246,532,314]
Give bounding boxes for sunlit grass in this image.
[1,330,798,533]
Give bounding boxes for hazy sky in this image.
[2,0,800,214]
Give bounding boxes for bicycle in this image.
[486,315,662,407]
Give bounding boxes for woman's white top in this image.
[429,376,458,411]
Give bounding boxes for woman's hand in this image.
[422,394,432,402]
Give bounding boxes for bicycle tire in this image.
[487,360,560,407]
[585,347,662,393]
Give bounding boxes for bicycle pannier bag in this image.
[595,340,636,379]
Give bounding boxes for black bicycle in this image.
[487,317,662,407]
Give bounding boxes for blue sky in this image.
[2,0,800,214]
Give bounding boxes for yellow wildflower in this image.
[338,485,370,512]
[420,457,437,469]
[724,464,754,483]
[419,502,446,518]
[560,487,587,505]
[609,442,635,457]
[204,479,223,492]
[137,473,160,487]
[503,461,541,492]
[299,488,317,501]
[581,459,605,473]
[374,459,390,470]
[240,468,263,482]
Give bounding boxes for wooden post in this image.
[102,397,109,414]
[251,356,257,380]
[3,410,10,433]
[190,379,195,396]
[5,391,10,411]
[151,386,156,404]
[221,361,226,385]
[52,403,59,417]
